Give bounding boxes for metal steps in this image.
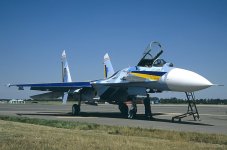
[172,92,200,122]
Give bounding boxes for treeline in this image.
[160,98,227,104]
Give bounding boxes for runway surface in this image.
[0,103,227,135]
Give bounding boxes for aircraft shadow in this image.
[16,111,213,126]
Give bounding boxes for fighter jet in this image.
[9,41,215,121]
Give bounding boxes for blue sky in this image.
[0,0,227,99]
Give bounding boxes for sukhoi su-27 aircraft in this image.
[9,41,216,121]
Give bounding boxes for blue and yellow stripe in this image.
[130,71,166,81]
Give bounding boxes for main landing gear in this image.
[128,101,137,119]
[118,96,153,120]
[172,92,200,122]
[118,103,128,117]
[118,102,137,119]
[72,92,82,116]
[72,104,80,116]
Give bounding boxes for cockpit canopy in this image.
[137,41,164,67]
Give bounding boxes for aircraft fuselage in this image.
[94,64,212,94]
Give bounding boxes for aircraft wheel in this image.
[118,103,128,116]
[72,104,80,116]
[128,108,137,119]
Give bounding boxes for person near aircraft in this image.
[143,93,153,120]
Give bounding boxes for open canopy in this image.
[137,41,163,67]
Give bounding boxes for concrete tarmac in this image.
[0,103,227,135]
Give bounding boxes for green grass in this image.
[0,115,227,150]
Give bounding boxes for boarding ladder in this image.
[172,92,200,122]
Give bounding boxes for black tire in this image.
[128,108,137,119]
[72,104,80,116]
[118,103,128,116]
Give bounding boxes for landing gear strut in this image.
[172,92,200,122]
[118,101,137,119]
[128,101,137,119]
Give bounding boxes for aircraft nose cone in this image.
[166,68,213,92]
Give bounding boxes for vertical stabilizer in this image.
[104,53,115,78]
[61,50,72,104]
[61,50,72,83]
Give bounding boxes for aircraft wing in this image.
[30,91,64,100]
[9,82,92,92]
